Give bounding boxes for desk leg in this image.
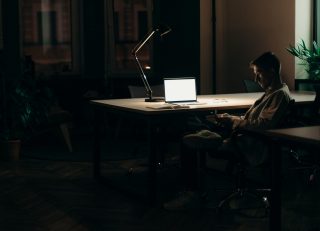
[270,140,282,231]
[147,119,157,205]
[93,107,101,179]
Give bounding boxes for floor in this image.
[0,124,320,231]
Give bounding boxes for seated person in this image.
[164,51,292,210]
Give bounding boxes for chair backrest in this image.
[311,84,320,117]
[128,85,146,98]
[128,84,164,98]
[277,99,296,128]
[243,79,264,92]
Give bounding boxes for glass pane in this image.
[21,0,72,75]
[112,0,151,72]
[316,0,320,44]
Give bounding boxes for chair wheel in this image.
[262,196,270,208]
[309,174,315,182]
[127,168,134,176]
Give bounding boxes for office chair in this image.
[297,83,320,125]
[28,102,73,153]
[47,105,73,152]
[195,99,296,217]
[243,79,264,92]
[214,131,272,217]
[288,84,320,184]
[217,99,297,215]
[182,129,270,217]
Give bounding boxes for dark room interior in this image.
[1,1,320,231]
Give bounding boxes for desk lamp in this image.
[131,25,171,102]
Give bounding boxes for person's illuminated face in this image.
[252,65,274,90]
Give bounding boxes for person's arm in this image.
[231,91,290,130]
[207,113,242,130]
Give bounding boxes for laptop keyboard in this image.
[172,101,207,106]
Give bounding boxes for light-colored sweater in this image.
[230,83,292,166]
[232,83,291,130]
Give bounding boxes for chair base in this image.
[216,188,270,218]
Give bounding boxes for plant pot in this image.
[0,139,21,161]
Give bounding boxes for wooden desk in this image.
[91,91,315,114]
[267,126,320,147]
[241,126,320,231]
[90,91,315,204]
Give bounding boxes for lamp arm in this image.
[132,30,156,54]
[133,54,152,99]
[132,29,156,101]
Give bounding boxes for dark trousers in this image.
[180,138,237,191]
[180,142,199,190]
[179,115,237,190]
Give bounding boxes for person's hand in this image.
[215,113,234,129]
[206,113,232,128]
[215,113,232,123]
[206,114,219,124]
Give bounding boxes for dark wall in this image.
[1,0,21,80]
[0,0,21,130]
[82,0,105,79]
[153,0,200,89]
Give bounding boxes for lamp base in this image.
[145,97,165,102]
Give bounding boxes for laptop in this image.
[163,77,203,105]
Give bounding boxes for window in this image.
[21,0,79,76]
[315,0,320,44]
[106,0,153,75]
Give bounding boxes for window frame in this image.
[314,0,320,43]
[104,0,154,77]
[20,0,81,76]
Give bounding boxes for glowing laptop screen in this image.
[164,77,197,103]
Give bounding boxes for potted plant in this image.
[287,39,320,80]
[0,79,26,160]
[0,57,53,160]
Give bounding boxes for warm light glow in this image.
[144,65,151,70]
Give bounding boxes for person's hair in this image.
[250,51,281,74]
